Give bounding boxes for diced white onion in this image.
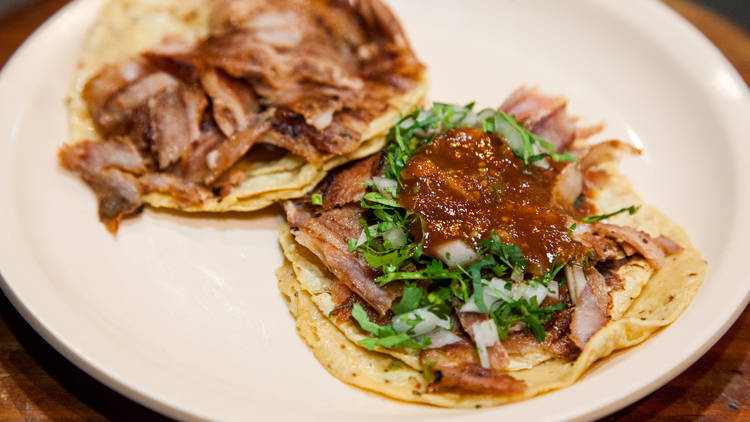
[547,280,560,300]
[460,277,512,313]
[488,277,514,299]
[392,308,450,337]
[372,176,398,198]
[471,319,499,369]
[425,329,463,349]
[565,265,587,305]
[510,283,526,300]
[398,117,415,129]
[460,298,480,313]
[461,111,480,127]
[522,281,549,305]
[494,118,525,154]
[355,224,377,248]
[433,240,479,268]
[383,227,405,248]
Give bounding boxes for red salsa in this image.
[398,127,583,275]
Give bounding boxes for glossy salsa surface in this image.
[399,127,582,274]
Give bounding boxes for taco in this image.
[276,87,706,406]
[60,0,427,231]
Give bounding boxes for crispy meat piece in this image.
[82,58,154,121]
[591,223,666,268]
[322,155,381,209]
[500,86,601,152]
[654,235,683,255]
[180,127,226,184]
[201,110,273,184]
[579,140,641,170]
[569,267,610,348]
[200,68,258,137]
[95,72,180,136]
[282,200,315,228]
[59,138,146,175]
[572,223,625,262]
[420,344,526,395]
[144,38,202,83]
[140,173,211,205]
[59,139,147,231]
[502,309,579,360]
[290,205,400,315]
[149,86,207,169]
[90,169,143,233]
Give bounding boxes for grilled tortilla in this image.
[62,0,427,231]
[276,90,706,407]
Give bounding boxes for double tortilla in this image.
[65,0,428,213]
[277,158,706,407]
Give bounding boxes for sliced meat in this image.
[200,68,258,137]
[456,312,509,370]
[502,308,579,361]
[355,0,411,50]
[291,205,400,315]
[59,138,146,175]
[572,223,624,262]
[82,58,154,119]
[265,108,327,162]
[59,139,147,231]
[200,30,289,83]
[322,154,381,209]
[181,127,226,184]
[501,86,602,152]
[551,162,583,209]
[144,38,201,83]
[95,72,180,136]
[428,364,526,395]
[149,86,207,169]
[569,267,610,348]
[591,223,666,268]
[654,235,683,255]
[578,140,642,170]
[419,344,526,395]
[282,200,314,227]
[202,110,273,184]
[531,108,578,153]
[90,169,143,232]
[500,86,566,129]
[140,173,211,205]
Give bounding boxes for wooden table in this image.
[0,0,747,420]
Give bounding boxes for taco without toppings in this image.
[60,0,426,231]
[277,87,706,406]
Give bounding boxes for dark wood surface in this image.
[0,0,747,420]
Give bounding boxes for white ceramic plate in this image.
[0,0,748,420]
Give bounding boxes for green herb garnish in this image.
[581,205,641,223]
[344,103,576,352]
[311,193,323,205]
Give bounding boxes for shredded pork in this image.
[60,0,423,231]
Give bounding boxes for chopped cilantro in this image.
[343,103,578,351]
[390,285,424,315]
[311,193,323,206]
[581,205,641,223]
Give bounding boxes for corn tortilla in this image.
[276,160,707,407]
